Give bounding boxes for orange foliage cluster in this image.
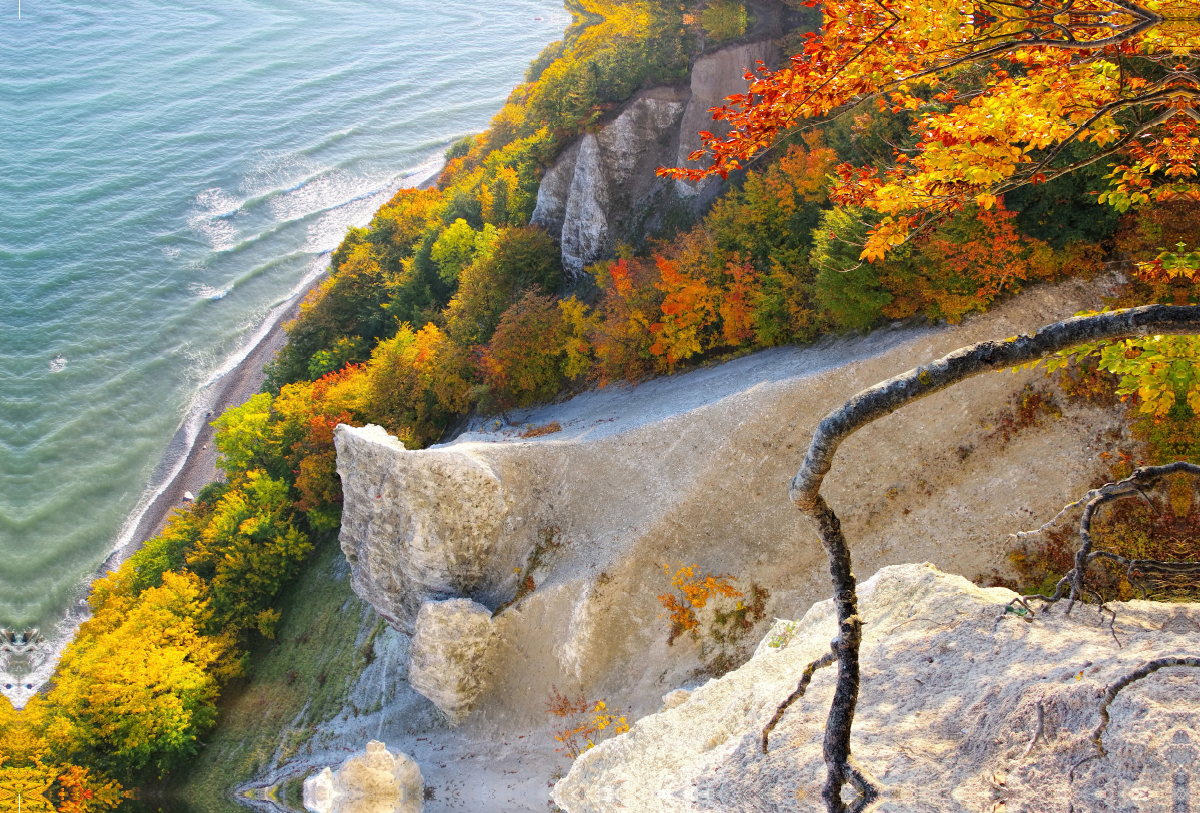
[657,564,743,645]
[663,0,1200,262]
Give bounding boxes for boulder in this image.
[407,598,496,725]
[302,740,423,813]
[553,564,1200,812]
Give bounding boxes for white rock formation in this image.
[303,740,423,813]
[407,598,496,725]
[334,276,1134,743]
[335,429,519,629]
[554,563,1200,812]
[537,87,689,277]
[559,133,612,278]
[674,39,781,197]
[530,40,785,277]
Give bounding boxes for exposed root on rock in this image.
[1001,463,1200,629]
[1089,656,1200,756]
[1020,699,1046,759]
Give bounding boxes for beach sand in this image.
[120,274,321,559]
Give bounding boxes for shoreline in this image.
[0,159,447,709]
[0,259,331,709]
[118,264,327,561]
[112,156,444,568]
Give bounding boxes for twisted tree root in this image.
[1001,462,1200,623]
[1070,657,1200,779]
[1090,657,1200,756]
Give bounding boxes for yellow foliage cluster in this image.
[0,697,123,813]
[545,687,629,759]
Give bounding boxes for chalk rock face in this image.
[303,740,423,813]
[335,424,521,629]
[407,598,495,725]
[530,139,581,241]
[559,133,612,278]
[548,87,688,277]
[553,564,1200,812]
[334,277,1132,747]
[674,40,781,198]
[531,41,784,277]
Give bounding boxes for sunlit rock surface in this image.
[407,598,495,725]
[333,278,1141,771]
[334,425,524,630]
[553,564,1200,812]
[303,740,424,813]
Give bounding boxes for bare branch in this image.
[789,305,1200,812]
[762,645,838,754]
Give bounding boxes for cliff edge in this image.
[552,563,1200,812]
[332,275,1132,736]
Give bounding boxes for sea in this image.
[0,0,569,695]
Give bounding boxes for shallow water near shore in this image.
[0,0,567,662]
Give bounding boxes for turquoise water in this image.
[0,0,568,637]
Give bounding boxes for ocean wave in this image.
[188,187,243,251]
[188,282,229,299]
[299,127,357,156]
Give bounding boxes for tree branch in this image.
[789,304,1200,812]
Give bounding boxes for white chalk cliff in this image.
[531,40,779,277]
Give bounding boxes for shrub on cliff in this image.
[481,291,570,409]
[185,470,313,638]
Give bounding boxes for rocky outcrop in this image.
[335,277,1132,740]
[303,740,424,813]
[531,41,781,277]
[406,598,496,725]
[334,425,525,630]
[552,563,1200,812]
[674,39,780,198]
[533,86,689,277]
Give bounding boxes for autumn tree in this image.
[664,0,1198,258]
[481,291,570,409]
[45,570,234,780]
